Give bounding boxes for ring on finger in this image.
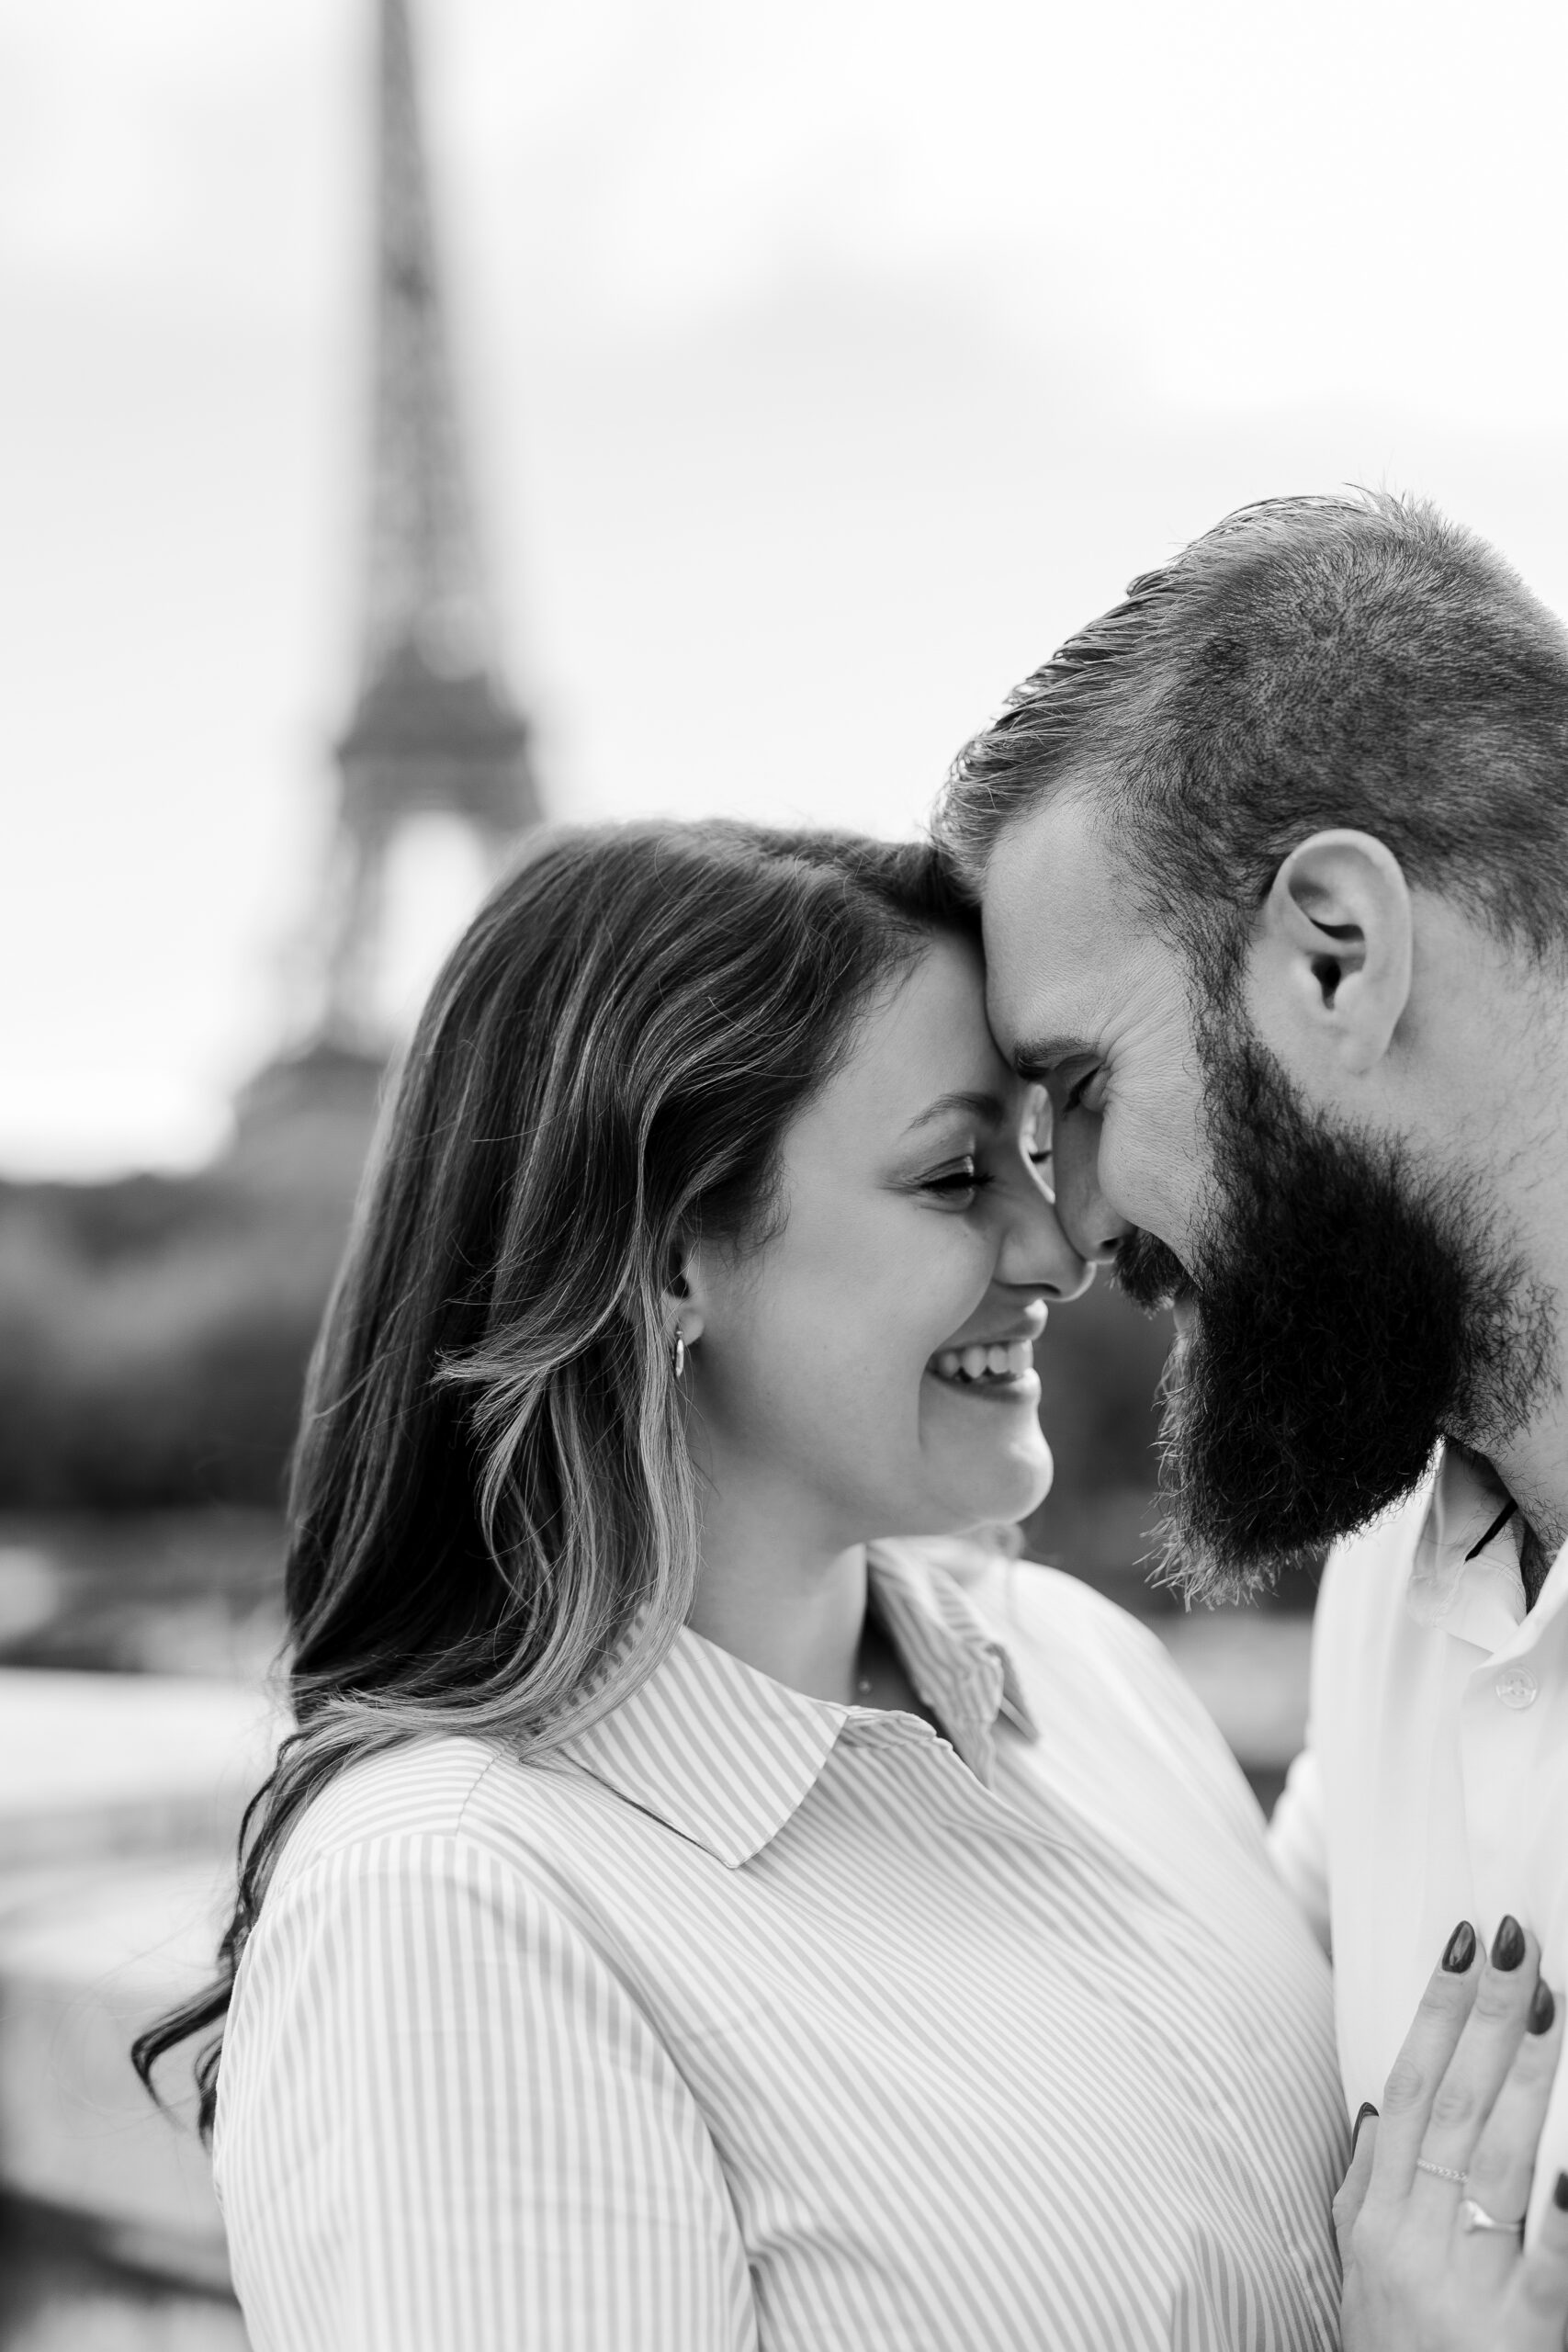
[1415,2159,1470,2184]
[1459,2198,1525,2235]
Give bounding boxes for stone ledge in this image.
[0,1670,278,1871]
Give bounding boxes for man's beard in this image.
[1117,1029,1559,1605]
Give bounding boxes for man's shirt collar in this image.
[1406,1442,1568,1655]
[562,1540,1037,1870]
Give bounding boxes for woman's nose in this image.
[998,1170,1093,1303]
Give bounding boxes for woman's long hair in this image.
[133,819,977,2134]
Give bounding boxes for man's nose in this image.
[1053,1124,1133,1267]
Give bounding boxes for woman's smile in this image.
[927,1320,1045,1397]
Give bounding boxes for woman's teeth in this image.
[931,1339,1034,1385]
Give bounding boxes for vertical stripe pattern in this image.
[216,1544,1348,2351]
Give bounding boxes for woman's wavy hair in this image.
[133,818,978,2134]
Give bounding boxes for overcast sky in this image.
[5,0,1566,1173]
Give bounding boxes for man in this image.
[933,491,1568,2233]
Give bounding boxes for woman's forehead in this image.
[803,935,1027,1144]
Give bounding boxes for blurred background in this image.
[4,0,1566,2338]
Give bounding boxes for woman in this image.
[137,820,1568,2349]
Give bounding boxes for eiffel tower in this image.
[320,0,540,1050]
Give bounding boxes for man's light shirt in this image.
[1270,1443,1568,2240]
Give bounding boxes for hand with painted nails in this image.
[1337,1915,1568,2350]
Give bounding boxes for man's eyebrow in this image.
[902,1088,1009,1136]
[1010,1035,1096,1082]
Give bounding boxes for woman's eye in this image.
[924,1162,992,1199]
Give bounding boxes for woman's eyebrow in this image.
[901,1089,1009,1136]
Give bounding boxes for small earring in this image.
[672,1329,686,1379]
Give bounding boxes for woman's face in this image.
[684,932,1092,1547]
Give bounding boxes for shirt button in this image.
[1495,1667,1539,1710]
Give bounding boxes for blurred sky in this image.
[4,0,1566,1174]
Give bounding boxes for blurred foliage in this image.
[0,1507,285,1675]
[0,1048,380,1509]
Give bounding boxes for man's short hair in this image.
[934,492,1568,988]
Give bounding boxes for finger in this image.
[1333,2105,1380,2274]
[1500,2169,1568,2351]
[1464,1978,1562,2254]
[1370,1918,1483,2198]
[1411,1918,1541,2214]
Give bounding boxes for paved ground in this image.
[0,1672,275,2349]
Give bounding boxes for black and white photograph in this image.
[5,1,1568,2345]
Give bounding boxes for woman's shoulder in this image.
[951,1544,1244,1755]
[992,1552,1165,1644]
[887,1534,1194,1715]
[987,1556,1265,1804]
[269,1731,592,1900]
[912,1535,1170,1665]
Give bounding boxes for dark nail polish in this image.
[1351,2100,1379,2153]
[1529,1981,1556,2035]
[1494,1915,1527,1972]
[1557,2171,1568,2211]
[1442,1920,1476,1973]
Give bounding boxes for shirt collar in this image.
[561,1540,1037,1870]
[1407,1443,1528,1650]
[866,1539,1038,1781]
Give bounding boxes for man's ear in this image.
[1248,830,1413,1079]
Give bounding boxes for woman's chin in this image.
[903,1435,1055,1540]
[990,1442,1054,1527]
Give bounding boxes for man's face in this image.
[982,787,1557,1597]
[981,786,1209,1288]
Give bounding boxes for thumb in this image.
[1333,2104,1379,2271]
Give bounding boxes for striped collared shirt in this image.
[216,1544,1348,2350]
